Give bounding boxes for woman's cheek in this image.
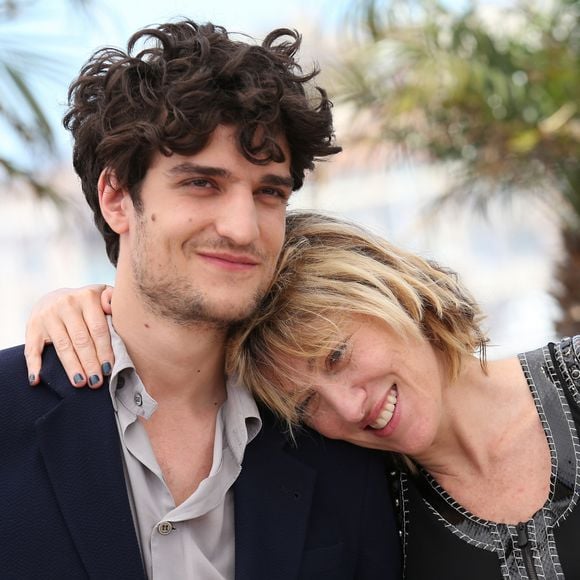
[308,414,341,440]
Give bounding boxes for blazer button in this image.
[157,521,174,535]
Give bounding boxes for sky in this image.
[0,0,513,171]
[0,0,559,353]
[0,0,341,100]
[0,0,351,167]
[3,0,512,156]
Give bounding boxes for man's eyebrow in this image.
[165,163,230,178]
[165,163,294,189]
[260,174,294,189]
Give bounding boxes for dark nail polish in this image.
[89,374,100,386]
[73,373,84,385]
[28,374,35,385]
[102,362,112,376]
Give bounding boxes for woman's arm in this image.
[25,285,114,389]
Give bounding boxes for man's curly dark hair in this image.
[64,20,341,265]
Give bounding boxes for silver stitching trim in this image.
[421,469,496,552]
[399,471,410,578]
[520,351,558,502]
[540,509,565,579]
[539,345,580,526]
[492,525,510,580]
[398,340,580,579]
[423,498,496,550]
[556,337,580,404]
[526,520,546,579]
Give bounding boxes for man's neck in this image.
[110,286,229,407]
[110,280,231,506]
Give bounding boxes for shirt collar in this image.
[223,375,261,463]
[106,316,261,455]
[106,318,155,417]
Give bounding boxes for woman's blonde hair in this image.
[227,211,487,425]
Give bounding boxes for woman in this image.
[25,211,580,579]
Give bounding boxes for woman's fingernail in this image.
[89,374,100,386]
[73,373,84,385]
[102,362,112,376]
[28,374,36,385]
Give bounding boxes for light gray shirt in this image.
[108,319,261,580]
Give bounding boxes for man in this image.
[0,20,400,579]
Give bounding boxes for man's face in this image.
[124,124,293,327]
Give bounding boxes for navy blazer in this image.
[0,345,401,579]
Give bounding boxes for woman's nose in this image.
[321,383,367,424]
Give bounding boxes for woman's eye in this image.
[296,392,317,421]
[326,342,347,370]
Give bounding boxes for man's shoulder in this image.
[0,344,54,438]
[0,343,114,445]
[256,404,384,466]
[0,343,68,406]
[0,343,28,382]
[0,343,26,360]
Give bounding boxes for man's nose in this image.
[215,188,260,246]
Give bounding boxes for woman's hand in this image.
[25,285,114,389]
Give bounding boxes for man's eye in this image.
[258,187,290,201]
[187,178,213,188]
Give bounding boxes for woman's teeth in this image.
[369,387,398,430]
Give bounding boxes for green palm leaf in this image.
[335,0,580,333]
[0,0,93,201]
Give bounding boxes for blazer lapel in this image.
[234,414,316,580]
[36,349,145,579]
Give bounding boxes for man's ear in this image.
[98,169,132,234]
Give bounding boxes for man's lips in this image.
[197,251,260,269]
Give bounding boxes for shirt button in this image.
[157,521,173,535]
[134,392,143,406]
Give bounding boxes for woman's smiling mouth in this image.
[368,385,398,430]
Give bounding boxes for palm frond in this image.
[0,0,95,203]
[2,63,54,148]
[0,156,66,206]
[335,0,580,221]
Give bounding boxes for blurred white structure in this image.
[0,1,561,357]
[0,169,115,347]
[0,152,561,356]
[294,156,561,358]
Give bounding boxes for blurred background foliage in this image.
[0,0,91,203]
[1,0,578,335]
[335,0,579,334]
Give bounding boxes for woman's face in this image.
[290,316,448,456]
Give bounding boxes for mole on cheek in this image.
[151,214,156,222]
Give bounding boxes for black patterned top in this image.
[388,337,580,580]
